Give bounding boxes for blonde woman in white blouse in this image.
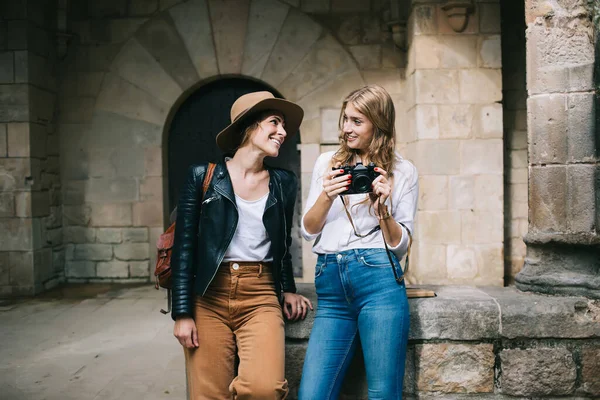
[298,85,418,400]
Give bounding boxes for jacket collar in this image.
[212,161,278,208]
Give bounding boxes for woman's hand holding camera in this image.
[370,167,392,214]
[323,169,351,200]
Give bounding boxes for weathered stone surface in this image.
[567,165,596,232]
[129,261,150,277]
[284,284,317,339]
[581,346,600,395]
[479,3,501,34]
[63,205,92,227]
[438,105,473,139]
[414,70,459,104]
[90,203,133,227]
[0,124,7,157]
[135,14,199,91]
[418,211,461,245]
[63,226,96,244]
[349,45,382,70]
[412,140,461,175]
[65,260,95,278]
[114,243,149,261]
[461,210,503,244]
[132,202,162,226]
[208,0,249,75]
[474,174,503,211]
[144,147,162,177]
[262,8,322,87]
[331,0,368,12]
[528,94,568,164]
[478,103,503,138]
[88,148,145,179]
[529,166,567,232]
[481,286,600,339]
[0,218,38,251]
[96,228,122,244]
[279,34,358,102]
[500,348,576,396]
[567,93,596,162]
[416,343,494,393]
[241,0,289,78]
[446,245,477,279]
[415,105,439,139]
[139,177,161,202]
[110,38,182,105]
[285,341,307,399]
[85,178,139,204]
[527,25,594,95]
[0,51,13,83]
[97,260,128,278]
[408,286,499,340]
[459,69,502,104]
[461,139,503,174]
[123,228,148,243]
[418,175,447,210]
[8,251,34,286]
[169,0,218,78]
[479,35,502,68]
[437,3,478,35]
[96,74,169,126]
[73,244,113,261]
[89,111,162,150]
[0,193,14,217]
[439,36,477,68]
[449,176,474,210]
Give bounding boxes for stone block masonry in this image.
[282,284,600,399]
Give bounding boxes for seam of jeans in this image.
[325,330,358,400]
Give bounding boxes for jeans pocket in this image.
[358,249,394,268]
[314,259,326,278]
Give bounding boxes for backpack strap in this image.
[203,163,216,198]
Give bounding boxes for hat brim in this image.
[216,97,304,153]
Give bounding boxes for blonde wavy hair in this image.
[331,85,397,177]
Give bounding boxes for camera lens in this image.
[353,174,371,193]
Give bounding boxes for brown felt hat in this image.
[216,91,304,152]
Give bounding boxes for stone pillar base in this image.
[516,234,600,299]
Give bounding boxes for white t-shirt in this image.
[223,193,273,262]
[301,151,418,260]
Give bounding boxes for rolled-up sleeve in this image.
[389,165,419,260]
[301,153,330,241]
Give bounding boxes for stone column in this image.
[404,0,504,285]
[515,0,599,297]
[0,1,61,297]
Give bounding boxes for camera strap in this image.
[340,197,411,285]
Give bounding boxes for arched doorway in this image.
[167,77,303,276]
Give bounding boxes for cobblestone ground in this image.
[0,284,186,400]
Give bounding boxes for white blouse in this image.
[301,151,418,260]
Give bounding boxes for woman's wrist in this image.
[376,206,391,220]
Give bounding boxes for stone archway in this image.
[89,0,364,281]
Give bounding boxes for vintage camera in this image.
[334,162,380,195]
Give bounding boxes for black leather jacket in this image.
[171,162,298,320]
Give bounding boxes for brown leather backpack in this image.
[154,163,216,312]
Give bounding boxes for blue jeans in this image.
[298,249,410,400]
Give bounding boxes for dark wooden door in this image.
[167,78,302,276]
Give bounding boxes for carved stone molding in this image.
[441,0,475,33]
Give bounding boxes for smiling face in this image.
[244,111,287,157]
[342,102,375,154]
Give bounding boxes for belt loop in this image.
[257,263,263,278]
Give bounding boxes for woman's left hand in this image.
[369,167,392,208]
[282,293,313,321]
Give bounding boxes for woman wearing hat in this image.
[171,91,312,400]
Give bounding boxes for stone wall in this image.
[284,284,600,399]
[516,0,599,297]
[501,1,528,284]
[403,0,504,286]
[0,0,524,291]
[0,0,62,296]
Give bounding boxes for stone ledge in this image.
[285,284,600,340]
